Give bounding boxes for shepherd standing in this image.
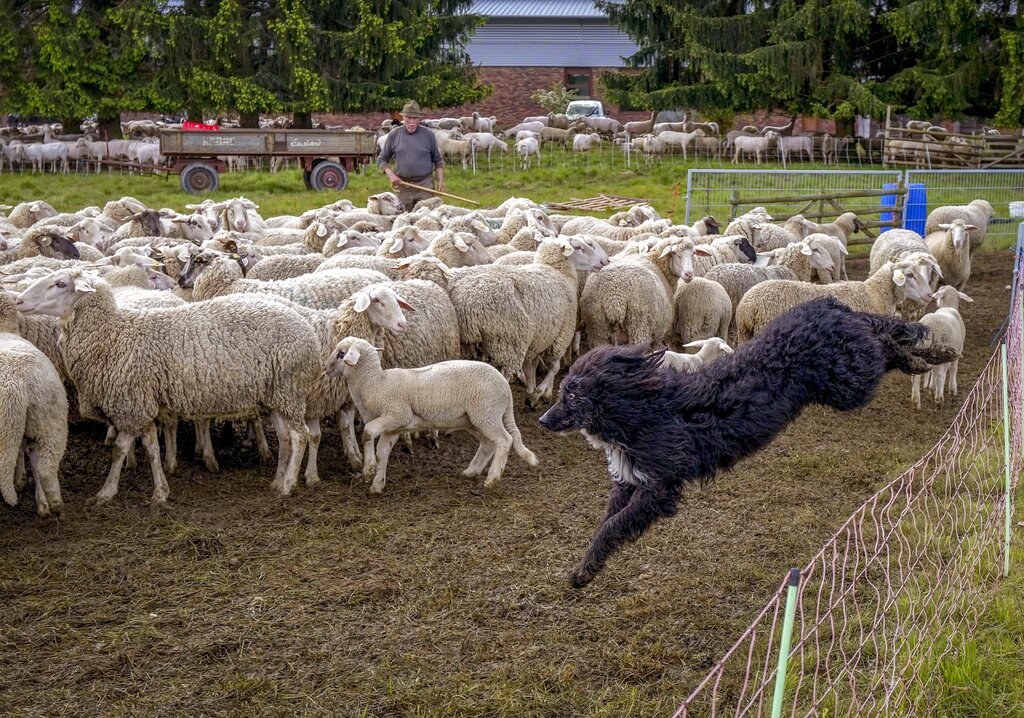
[377,100,445,212]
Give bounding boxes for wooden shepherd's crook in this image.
[397,180,480,206]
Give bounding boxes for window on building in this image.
[565,69,592,98]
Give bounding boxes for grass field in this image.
[0,165,1021,716]
[1,153,1019,248]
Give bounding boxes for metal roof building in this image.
[465,0,639,68]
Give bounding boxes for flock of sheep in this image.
[0,190,994,517]
[0,112,869,176]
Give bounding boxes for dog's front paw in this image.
[568,567,594,589]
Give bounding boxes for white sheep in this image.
[178,249,389,309]
[911,286,971,409]
[672,277,732,345]
[324,336,538,494]
[15,268,320,505]
[732,131,779,164]
[925,218,974,290]
[515,137,541,169]
[704,237,836,319]
[6,201,59,229]
[0,291,67,515]
[581,236,707,348]
[735,260,935,343]
[449,237,603,400]
[924,200,993,253]
[661,337,734,373]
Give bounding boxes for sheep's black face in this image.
[735,237,757,262]
[140,210,163,237]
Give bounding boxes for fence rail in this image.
[685,169,1024,247]
[673,226,1023,717]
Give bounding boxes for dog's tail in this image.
[863,312,960,375]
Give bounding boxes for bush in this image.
[530,83,579,114]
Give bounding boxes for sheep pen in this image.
[0,242,1016,714]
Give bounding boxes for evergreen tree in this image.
[598,0,890,121]
[0,0,170,134]
[158,0,489,125]
[882,0,1018,121]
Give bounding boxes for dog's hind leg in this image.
[569,485,678,588]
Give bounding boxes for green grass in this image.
[931,525,1024,718]
[1,152,1016,248]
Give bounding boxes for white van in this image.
[566,100,606,119]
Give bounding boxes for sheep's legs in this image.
[536,357,562,399]
[92,431,135,505]
[304,418,322,487]
[141,424,170,507]
[269,411,306,496]
[911,374,923,410]
[27,436,65,517]
[252,420,271,462]
[196,420,219,471]
[464,437,495,477]
[14,445,26,492]
[337,409,363,470]
[269,412,291,492]
[369,432,401,494]
[162,420,177,475]
[569,486,676,588]
[950,359,959,396]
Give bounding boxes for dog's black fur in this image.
[539,297,957,588]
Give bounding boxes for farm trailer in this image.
[158,128,378,194]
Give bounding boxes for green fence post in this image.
[1003,344,1013,578]
[771,568,801,718]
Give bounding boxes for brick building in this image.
[317,0,647,129]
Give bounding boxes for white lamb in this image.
[661,338,734,374]
[911,286,971,409]
[516,137,541,169]
[0,291,67,515]
[325,336,538,494]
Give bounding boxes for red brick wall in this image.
[314,66,651,131]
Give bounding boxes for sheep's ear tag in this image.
[893,269,907,286]
[343,346,361,366]
[353,293,371,312]
[39,236,52,246]
[229,253,241,261]
[316,223,328,238]
[225,241,237,252]
[800,244,812,255]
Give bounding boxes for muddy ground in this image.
[1,250,1016,717]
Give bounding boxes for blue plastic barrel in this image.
[880,182,926,234]
[880,183,898,233]
[904,183,927,235]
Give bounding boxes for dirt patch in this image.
[0,250,1016,717]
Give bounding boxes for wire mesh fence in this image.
[684,169,1024,248]
[905,170,1024,247]
[672,229,1023,718]
[683,170,905,242]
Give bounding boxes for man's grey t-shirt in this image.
[377,125,444,181]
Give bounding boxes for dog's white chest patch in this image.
[580,430,649,486]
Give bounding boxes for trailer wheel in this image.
[180,163,220,194]
[302,170,313,190]
[309,160,348,191]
